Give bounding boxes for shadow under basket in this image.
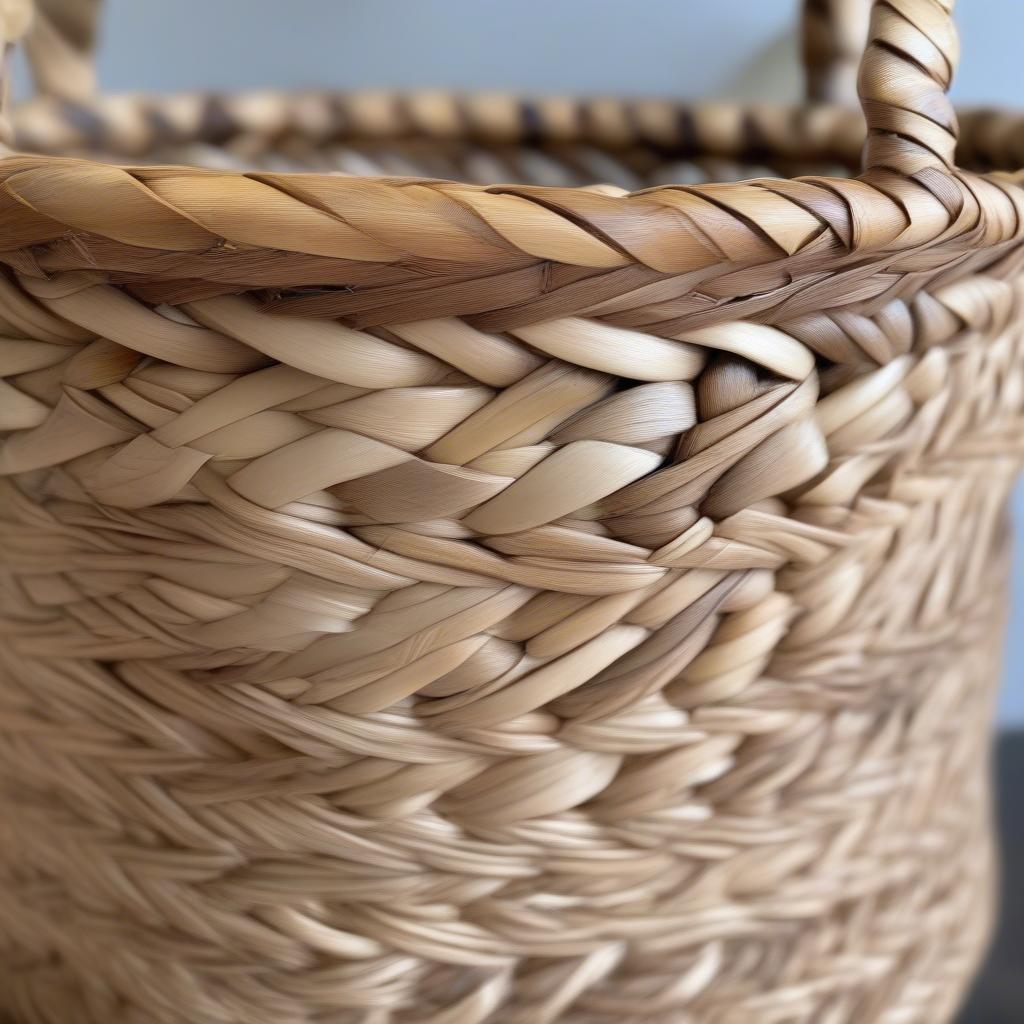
[0,1,1020,1022]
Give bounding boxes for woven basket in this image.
[0,0,1018,1020]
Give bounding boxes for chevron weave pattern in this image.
[0,1,1020,1021]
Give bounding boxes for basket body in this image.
[0,4,1021,1021]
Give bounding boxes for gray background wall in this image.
[58,0,1024,724]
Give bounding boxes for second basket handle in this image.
[802,0,874,105]
[0,0,100,116]
[23,0,101,101]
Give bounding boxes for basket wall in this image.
[0,116,1020,1020]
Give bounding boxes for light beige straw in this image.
[0,1,1019,1021]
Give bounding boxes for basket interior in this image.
[116,129,858,189]
[11,93,871,188]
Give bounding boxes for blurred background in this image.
[16,2,1023,1018]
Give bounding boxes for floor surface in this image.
[960,732,1024,1022]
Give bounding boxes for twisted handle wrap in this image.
[859,0,959,171]
[804,0,959,171]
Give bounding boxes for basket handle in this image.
[2,0,961,173]
[0,0,99,142]
[21,0,102,102]
[804,0,959,172]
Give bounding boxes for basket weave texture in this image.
[0,0,1019,1021]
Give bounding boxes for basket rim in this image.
[3,90,1024,320]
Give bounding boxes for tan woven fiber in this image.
[0,0,1020,1021]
